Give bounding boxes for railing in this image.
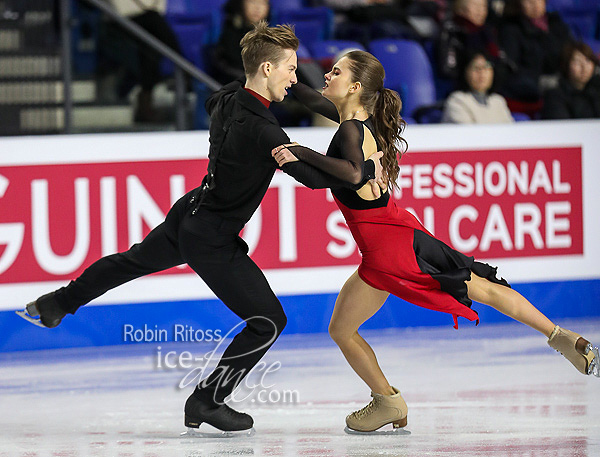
[61,0,222,133]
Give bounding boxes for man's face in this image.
[265,49,298,102]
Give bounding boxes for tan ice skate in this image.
[548,326,600,377]
[344,387,409,435]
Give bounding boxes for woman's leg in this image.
[329,270,394,395]
[466,272,599,376]
[466,273,555,337]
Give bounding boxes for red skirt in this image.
[335,196,510,328]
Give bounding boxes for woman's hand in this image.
[367,150,385,198]
[272,143,299,166]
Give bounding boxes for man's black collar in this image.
[235,87,279,125]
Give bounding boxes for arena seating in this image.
[64,0,600,130]
[369,39,437,120]
[308,40,365,70]
[273,7,334,48]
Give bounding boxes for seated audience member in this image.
[499,0,572,111]
[324,0,412,43]
[213,0,312,125]
[488,0,505,19]
[108,0,182,122]
[542,42,600,120]
[442,51,514,123]
[437,0,503,83]
[212,0,270,84]
[406,0,449,24]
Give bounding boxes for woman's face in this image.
[520,0,546,19]
[465,55,494,93]
[244,0,269,25]
[458,0,488,27]
[569,50,595,89]
[322,56,357,102]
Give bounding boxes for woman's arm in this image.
[281,161,359,190]
[274,145,383,195]
[280,120,376,185]
[290,82,340,123]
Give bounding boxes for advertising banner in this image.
[0,122,598,313]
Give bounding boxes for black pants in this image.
[130,10,181,91]
[54,189,287,404]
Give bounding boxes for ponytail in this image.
[372,87,407,191]
[344,50,408,191]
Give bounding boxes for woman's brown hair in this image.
[560,41,600,78]
[344,50,408,190]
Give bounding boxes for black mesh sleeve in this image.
[282,161,358,190]
[290,82,340,123]
[287,120,375,186]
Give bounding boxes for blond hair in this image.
[240,21,299,76]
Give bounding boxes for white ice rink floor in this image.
[1,319,599,457]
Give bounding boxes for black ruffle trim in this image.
[413,229,511,312]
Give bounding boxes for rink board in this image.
[1,279,599,352]
[0,120,599,351]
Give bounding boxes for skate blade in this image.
[15,310,47,328]
[180,427,256,438]
[586,344,600,377]
[344,425,411,436]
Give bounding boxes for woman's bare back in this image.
[357,124,385,200]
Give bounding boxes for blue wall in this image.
[1,278,599,352]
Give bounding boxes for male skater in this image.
[18,22,383,433]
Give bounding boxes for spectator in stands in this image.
[324,0,413,43]
[436,0,503,85]
[212,0,312,126]
[542,41,600,120]
[212,0,270,84]
[442,51,514,123]
[498,0,572,114]
[108,0,182,122]
[406,0,449,24]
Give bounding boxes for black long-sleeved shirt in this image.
[200,80,375,223]
[542,75,600,120]
[499,13,572,101]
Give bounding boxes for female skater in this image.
[272,50,599,433]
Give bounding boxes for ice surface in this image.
[0,320,599,456]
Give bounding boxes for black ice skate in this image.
[181,394,255,438]
[15,292,66,328]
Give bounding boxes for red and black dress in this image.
[283,84,510,328]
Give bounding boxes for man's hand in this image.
[367,150,385,198]
[272,144,299,166]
